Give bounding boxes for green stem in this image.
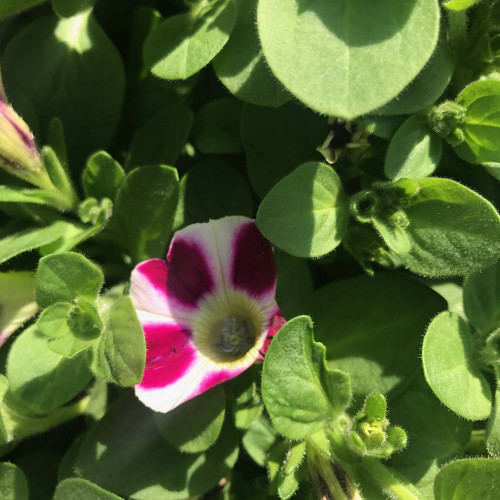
[362,458,424,500]
[447,10,468,52]
[0,0,47,19]
[3,396,90,444]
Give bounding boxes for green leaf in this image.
[0,272,37,343]
[35,252,103,309]
[0,462,29,500]
[6,326,92,414]
[173,160,253,231]
[257,0,440,118]
[422,311,492,420]
[0,221,77,265]
[213,0,291,107]
[127,102,194,169]
[242,414,277,467]
[42,144,78,212]
[458,80,500,152]
[275,250,313,319]
[37,299,103,358]
[82,151,125,201]
[487,372,500,455]
[256,162,349,258]
[75,394,239,499]
[443,0,481,11]
[91,296,145,387]
[0,185,67,209]
[372,214,411,255]
[0,0,47,20]
[384,115,442,180]
[376,41,454,115]
[240,102,328,197]
[143,0,237,80]
[54,478,120,500]
[401,178,500,276]
[434,458,500,500]
[389,373,472,499]
[463,260,500,334]
[268,440,306,499]
[109,165,179,263]
[39,219,106,255]
[192,98,243,154]
[52,0,95,18]
[2,10,125,167]
[311,273,446,402]
[262,316,351,440]
[154,386,225,454]
[355,115,406,139]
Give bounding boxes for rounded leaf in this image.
[402,178,500,277]
[256,162,349,258]
[422,312,492,420]
[213,0,291,107]
[35,252,104,309]
[7,326,92,414]
[458,80,500,152]
[376,41,454,115]
[257,0,440,118]
[154,386,225,454]
[434,458,500,500]
[262,316,351,440]
[384,114,442,180]
[144,0,237,80]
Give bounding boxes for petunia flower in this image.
[130,216,285,413]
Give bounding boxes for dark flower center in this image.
[212,313,256,358]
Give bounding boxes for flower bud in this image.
[428,101,466,147]
[0,98,52,189]
[348,393,407,459]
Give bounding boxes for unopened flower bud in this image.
[428,101,466,147]
[0,98,52,189]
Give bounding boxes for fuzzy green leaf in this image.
[0,462,29,500]
[213,0,291,107]
[6,326,92,414]
[143,0,236,80]
[262,316,351,440]
[384,115,442,180]
[109,165,179,263]
[257,0,440,118]
[91,296,145,387]
[257,162,349,258]
[35,252,103,309]
[434,458,500,500]
[422,311,492,420]
[154,386,225,454]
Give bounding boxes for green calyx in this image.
[478,329,500,368]
[428,100,467,146]
[348,393,407,458]
[350,179,419,227]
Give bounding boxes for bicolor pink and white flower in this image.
[130,216,285,413]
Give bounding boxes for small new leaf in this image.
[35,252,103,309]
[91,296,145,387]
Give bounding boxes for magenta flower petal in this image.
[130,216,285,413]
[258,309,286,361]
[139,321,196,389]
[131,238,216,319]
[231,221,277,303]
